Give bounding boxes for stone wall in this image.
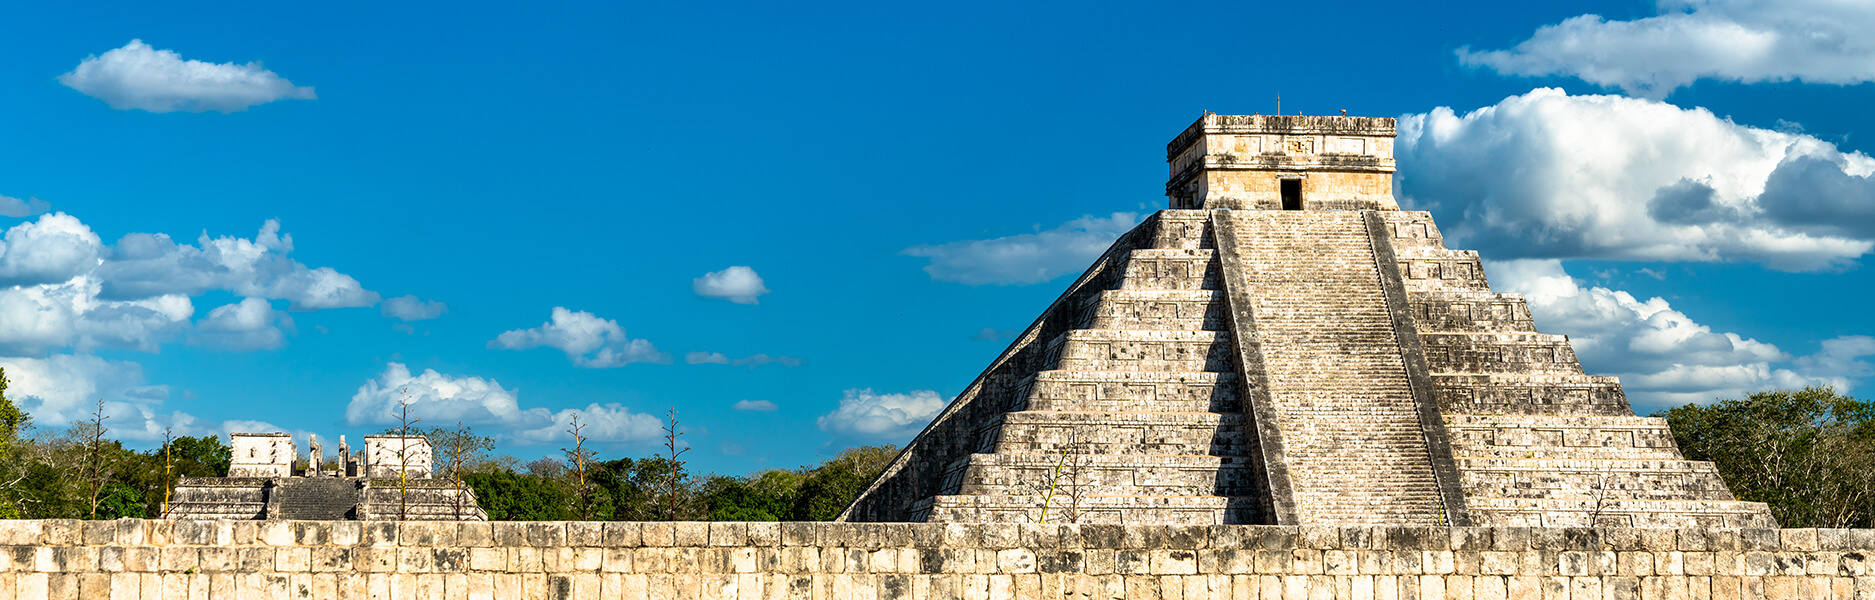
[3,519,1872,599]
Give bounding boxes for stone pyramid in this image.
[839,114,1776,528]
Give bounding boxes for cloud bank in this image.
[59,40,317,113]
[344,363,662,444]
[1487,259,1867,408]
[489,307,669,368]
[904,213,1140,285]
[1458,0,1875,98]
[1397,89,1875,271]
[816,388,946,438]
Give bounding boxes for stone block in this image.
[709,523,747,547]
[328,522,362,547]
[524,522,564,547]
[564,522,602,547]
[601,522,641,548]
[457,522,493,547]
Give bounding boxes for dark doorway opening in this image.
[1280,179,1302,210]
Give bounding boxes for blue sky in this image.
[0,0,1871,475]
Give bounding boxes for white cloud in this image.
[693,266,770,305]
[488,307,670,368]
[1486,259,1858,408]
[0,195,50,218]
[98,219,379,310]
[903,213,1140,285]
[0,276,192,355]
[381,295,447,321]
[688,351,804,367]
[1457,0,1875,98]
[1398,89,1875,271]
[506,403,663,445]
[343,363,661,444]
[193,298,292,351]
[733,400,778,412]
[816,388,946,438]
[58,39,316,113]
[0,213,103,287]
[0,354,197,442]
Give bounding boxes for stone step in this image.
[1393,249,1490,293]
[1117,249,1220,290]
[1432,374,1632,415]
[1215,210,1448,526]
[923,494,1260,525]
[1465,497,1779,529]
[988,411,1251,456]
[271,478,361,520]
[1147,211,1216,251]
[1457,457,1739,501]
[953,453,1263,497]
[1080,289,1229,331]
[1408,290,1537,333]
[1421,333,1584,376]
[1373,211,1448,249]
[1050,329,1234,372]
[1445,414,1682,459]
[1020,370,1240,413]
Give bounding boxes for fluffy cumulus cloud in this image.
[0,215,373,357]
[1457,0,1875,98]
[344,363,661,444]
[58,39,317,113]
[686,351,803,367]
[0,195,51,219]
[0,354,216,441]
[733,400,778,412]
[1397,89,1875,271]
[816,388,946,438]
[903,213,1140,285]
[489,307,669,368]
[1486,259,1868,408]
[381,295,448,321]
[98,219,379,310]
[692,266,770,305]
[193,298,293,351]
[0,276,192,356]
[0,213,103,287]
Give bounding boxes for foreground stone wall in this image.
[1,520,1873,599]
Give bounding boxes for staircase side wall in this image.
[838,215,1166,522]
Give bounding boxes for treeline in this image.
[0,372,898,522]
[1657,386,1875,528]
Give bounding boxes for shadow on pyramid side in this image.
[840,114,1776,528]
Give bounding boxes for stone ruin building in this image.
[167,432,486,521]
[841,113,1777,529]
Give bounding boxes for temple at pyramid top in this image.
[841,113,1775,528]
[1166,113,1399,211]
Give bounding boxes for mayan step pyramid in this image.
[839,113,1776,528]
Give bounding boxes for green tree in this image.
[1659,386,1875,528]
[0,370,29,518]
[789,445,897,521]
[463,470,577,521]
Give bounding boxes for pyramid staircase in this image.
[840,113,1775,528]
[1376,211,1776,528]
[922,211,1260,524]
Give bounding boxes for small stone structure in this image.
[167,432,485,521]
[843,113,1775,529]
[227,433,296,478]
[3,519,1872,599]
